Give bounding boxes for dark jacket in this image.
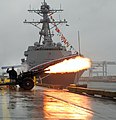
[7,68,17,79]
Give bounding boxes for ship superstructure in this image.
[22,0,72,68]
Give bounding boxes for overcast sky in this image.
[0,0,116,74]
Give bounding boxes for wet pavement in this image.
[0,86,116,120]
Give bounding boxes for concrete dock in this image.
[0,86,116,120]
[67,85,116,99]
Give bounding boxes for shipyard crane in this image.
[89,61,116,77]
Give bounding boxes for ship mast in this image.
[24,0,67,48]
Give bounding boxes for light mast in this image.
[24,0,67,48]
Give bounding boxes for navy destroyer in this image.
[21,0,89,87]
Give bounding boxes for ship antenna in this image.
[60,3,62,10]
[29,4,31,10]
[78,30,81,55]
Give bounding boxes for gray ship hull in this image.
[40,70,84,87]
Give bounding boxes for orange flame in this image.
[45,56,91,73]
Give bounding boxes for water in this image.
[79,81,116,92]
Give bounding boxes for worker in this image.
[7,67,17,83]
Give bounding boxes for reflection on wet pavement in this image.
[0,86,116,120]
[43,89,93,119]
[44,95,92,119]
